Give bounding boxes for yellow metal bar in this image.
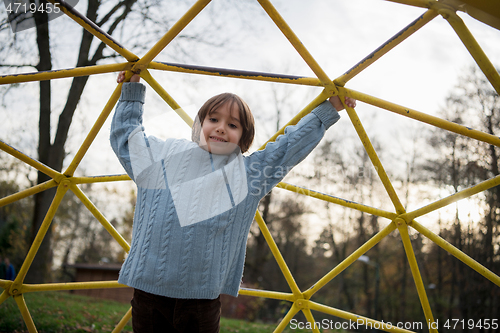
[148,62,322,86]
[46,0,139,62]
[308,300,416,333]
[0,289,10,305]
[0,279,10,289]
[141,70,193,127]
[254,211,303,298]
[304,221,397,299]
[14,294,38,333]
[132,0,212,72]
[0,180,57,208]
[403,174,500,221]
[112,307,132,333]
[0,139,62,181]
[344,105,406,214]
[71,184,131,252]
[337,9,438,86]
[341,87,500,148]
[72,174,131,184]
[396,219,437,333]
[21,280,127,293]
[0,63,129,86]
[260,90,331,150]
[441,9,500,96]
[257,0,334,90]
[11,181,70,292]
[238,288,295,302]
[273,302,301,333]
[456,0,500,31]
[276,182,398,220]
[64,83,122,176]
[383,0,434,9]
[302,308,321,333]
[411,220,500,287]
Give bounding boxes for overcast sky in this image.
[1,0,499,233]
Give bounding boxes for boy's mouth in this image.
[209,136,227,143]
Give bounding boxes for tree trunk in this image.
[27,6,53,284]
[26,0,99,283]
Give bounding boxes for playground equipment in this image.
[1,0,499,332]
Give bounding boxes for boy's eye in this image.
[229,124,238,129]
[209,118,217,122]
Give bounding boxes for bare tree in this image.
[423,65,500,326]
[0,0,235,283]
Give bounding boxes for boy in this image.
[111,72,355,332]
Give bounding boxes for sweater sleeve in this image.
[246,100,340,196]
[110,82,162,183]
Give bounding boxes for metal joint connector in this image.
[295,299,310,309]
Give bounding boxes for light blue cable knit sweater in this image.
[110,82,340,299]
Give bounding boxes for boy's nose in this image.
[216,124,226,133]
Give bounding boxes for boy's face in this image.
[199,102,243,155]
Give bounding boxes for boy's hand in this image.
[328,95,356,111]
[117,71,140,83]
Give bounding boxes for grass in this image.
[0,291,330,333]
[0,291,133,333]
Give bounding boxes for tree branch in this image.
[52,0,137,163]
[89,0,137,65]
[96,0,128,27]
[51,0,100,165]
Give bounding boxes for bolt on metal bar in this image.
[337,9,438,86]
[411,219,500,287]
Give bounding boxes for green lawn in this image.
[0,291,328,332]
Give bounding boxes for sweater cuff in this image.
[120,82,146,103]
[312,100,341,129]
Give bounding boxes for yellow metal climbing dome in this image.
[1,0,500,332]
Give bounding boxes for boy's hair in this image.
[192,93,255,153]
